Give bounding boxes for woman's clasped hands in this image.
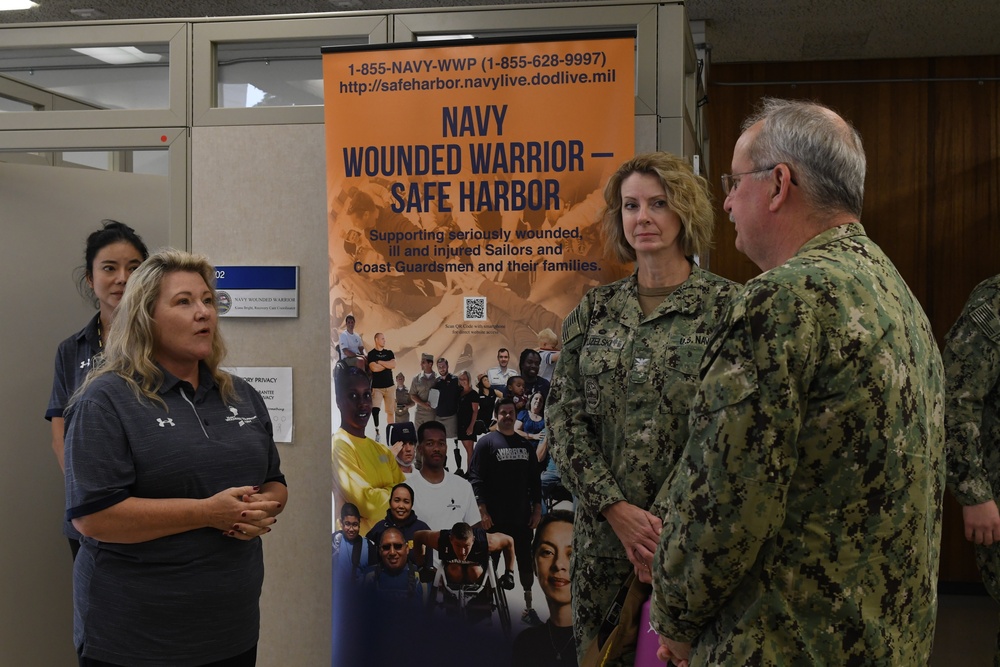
[207,485,283,540]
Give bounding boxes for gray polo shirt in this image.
[65,363,285,666]
[46,311,102,541]
[46,311,102,421]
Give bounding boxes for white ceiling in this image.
[1,0,998,64]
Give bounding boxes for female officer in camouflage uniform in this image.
[547,152,739,666]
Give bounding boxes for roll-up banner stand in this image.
[325,32,635,666]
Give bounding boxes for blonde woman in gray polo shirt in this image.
[64,249,287,667]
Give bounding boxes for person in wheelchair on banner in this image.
[414,521,517,636]
[414,521,516,589]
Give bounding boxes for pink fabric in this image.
[635,598,660,667]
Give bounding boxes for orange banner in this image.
[325,33,635,665]
[326,34,634,389]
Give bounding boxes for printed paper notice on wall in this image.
[215,266,298,317]
[225,367,293,443]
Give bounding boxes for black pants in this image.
[490,522,533,592]
[79,645,257,667]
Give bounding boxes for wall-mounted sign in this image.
[225,367,293,443]
[214,266,298,318]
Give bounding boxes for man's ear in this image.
[768,164,793,211]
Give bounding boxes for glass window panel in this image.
[132,150,168,176]
[0,148,168,176]
[215,37,365,108]
[60,151,110,169]
[0,95,34,112]
[0,44,169,110]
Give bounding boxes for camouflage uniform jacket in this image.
[944,274,1000,506]
[650,223,945,665]
[547,264,739,558]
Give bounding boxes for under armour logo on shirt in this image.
[157,418,176,427]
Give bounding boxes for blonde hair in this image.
[601,151,715,263]
[536,327,559,349]
[75,248,235,408]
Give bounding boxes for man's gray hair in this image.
[743,98,866,218]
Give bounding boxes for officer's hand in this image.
[963,500,1000,545]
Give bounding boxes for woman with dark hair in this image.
[511,510,576,667]
[515,392,546,444]
[64,248,286,666]
[365,482,430,566]
[476,373,500,431]
[45,219,149,559]
[332,356,405,536]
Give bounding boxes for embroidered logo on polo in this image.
[80,352,104,370]
[225,405,259,427]
[157,418,175,427]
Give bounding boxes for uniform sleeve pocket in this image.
[661,345,703,414]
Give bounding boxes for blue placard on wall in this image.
[214,266,298,318]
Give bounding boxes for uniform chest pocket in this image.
[579,345,621,376]
[660,344,703,414]
[579,346,621,414]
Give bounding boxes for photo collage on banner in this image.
[325,33,635,666]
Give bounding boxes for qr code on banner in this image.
[464,297,487,321]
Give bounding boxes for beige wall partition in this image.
[0,2,694,664]
[191,123,331,667]
[0,132,176,667]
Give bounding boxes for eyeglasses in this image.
[720,165,778,196]
[721,164,800,196]
[381,542,406,552]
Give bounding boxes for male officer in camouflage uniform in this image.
[943,274,1000,665]
[650,98,945,665]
